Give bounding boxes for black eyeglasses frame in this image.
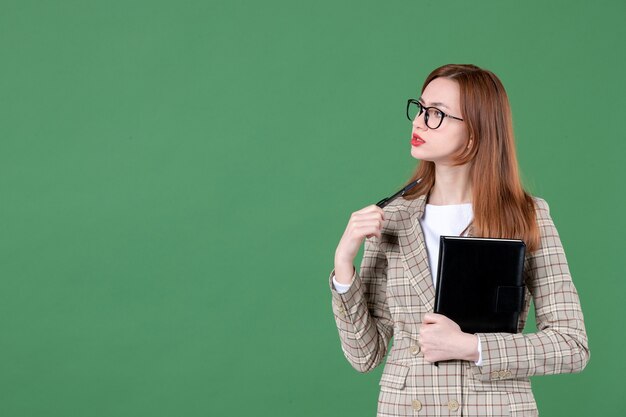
[406,99,464,129]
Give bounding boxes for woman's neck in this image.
[428,163,472,205]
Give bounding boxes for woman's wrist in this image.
[461,333,479,362]
[333,259,355,285]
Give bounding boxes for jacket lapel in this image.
[397,194,436,311]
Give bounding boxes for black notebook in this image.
[434,236,526,334]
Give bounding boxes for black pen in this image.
[376,178,422,208]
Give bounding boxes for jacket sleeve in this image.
[470,198,590,381]
[329,236,393,373]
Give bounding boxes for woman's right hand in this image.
[334,205,385,284]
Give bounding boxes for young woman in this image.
[329,64,589,416]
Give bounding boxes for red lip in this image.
[411,133,425,147]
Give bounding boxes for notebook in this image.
[433,236,526,334]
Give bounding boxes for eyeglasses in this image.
[406,99,464,130]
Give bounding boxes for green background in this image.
[1,0,624,416]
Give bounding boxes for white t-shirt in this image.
[421,203,473,282]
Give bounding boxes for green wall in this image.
[1,0,624,416]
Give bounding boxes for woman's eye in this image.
[431,109,444,120]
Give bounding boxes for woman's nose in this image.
[413,112,427,130]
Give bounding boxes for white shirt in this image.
[421,203,473,282]
[332,203,483,365]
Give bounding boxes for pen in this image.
[375,178,422,208]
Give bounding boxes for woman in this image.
[329,64,589,416]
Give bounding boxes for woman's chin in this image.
[411,148,431,161]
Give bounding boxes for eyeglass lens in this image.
[407,102,445,129]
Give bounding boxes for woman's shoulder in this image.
[530,195,551,218]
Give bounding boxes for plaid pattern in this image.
[329,194,589,416]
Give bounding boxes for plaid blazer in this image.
[329,194,589,416]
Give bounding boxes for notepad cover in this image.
[433,236,526,334]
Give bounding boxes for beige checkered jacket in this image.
[329,194,589,416]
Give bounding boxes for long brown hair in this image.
[404,64,540,251]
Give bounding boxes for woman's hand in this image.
[418,313,479,363]
[334,205,385,284]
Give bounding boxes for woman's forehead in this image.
[420,78,460,110]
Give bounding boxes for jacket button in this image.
[448,399,459,411]
[499,370,508,378]
[336,305,346,316]
[410,344,420,355]
[491,371,500,379]
[412,400,422,411]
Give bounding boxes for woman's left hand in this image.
[418,313,479,363]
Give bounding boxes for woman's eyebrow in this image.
[418,97,450,110]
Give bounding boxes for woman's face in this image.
[410,77,469,165]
